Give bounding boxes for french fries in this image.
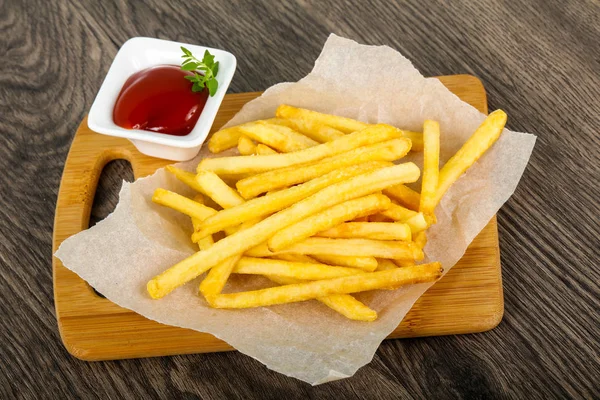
[234,257,362,280]
[248,238,423,260]
[152,189,217,220]
[268,194,391,251]
[420,120,440,215]
[383,185,421,211]
[262,123,319,148]
[198,124,403,174]
[277,117,345,142]
[236,138,411,199]
[239,122,309,152]
[195,171,244,209]
[192,162,390,240]
[316,222,411,241]
[434,110,507,206]
[311,255,378,272]
[165,166,205,193]
[209,263,443,308]
[237,135,257,155]
[147,104,507,322]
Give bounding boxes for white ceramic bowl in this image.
[88,37,237,161]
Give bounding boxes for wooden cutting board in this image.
[53,74,502,361]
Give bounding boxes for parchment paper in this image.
[55,34,536,384]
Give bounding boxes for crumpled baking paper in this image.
[56,34,536,384]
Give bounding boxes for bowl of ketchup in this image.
[88,37,236,161]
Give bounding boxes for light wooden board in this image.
[52,74,502,361]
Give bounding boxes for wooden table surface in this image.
[1,0,598,398]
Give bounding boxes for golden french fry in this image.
[420,120,440,215]
[192,162,390,240]
[197,124,404,175]
[380,203,418,222]
[150,163,419,298]
[152,189,217,220]
[316,222,411,241]
[404,212,429,234]
[248,238,423,260]
[276,104,369,133]
[239,122,308,153]
[261,122,319,148]
[199,254,242,297]
[233,257,362,280]
[376,258,398,271]
[274,117,345,142]
[195,171,244,209]
[402,130,424,151]
[208,126,245,153]
[266,275,377,321]
[414,231,427,249]
[268,194,391,251]
[237,135,257,155]
[383,185,421,211]
[209,263,443,308]
[434,110,507,205]
[191,196,215,251]
[165,166,206,193]
[311,255,378,272]
[255,144,278,155]
[236,138,411,199]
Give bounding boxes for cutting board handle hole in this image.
[89,159,134,228]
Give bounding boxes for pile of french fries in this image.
[148,105,507,322]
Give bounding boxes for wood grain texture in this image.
[53,78,502,361]
[1,0,598,398]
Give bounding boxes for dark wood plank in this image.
[0,0,598,398]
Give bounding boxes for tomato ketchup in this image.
[113,65,208,136]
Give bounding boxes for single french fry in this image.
[197,124,404,174]
[236,138,412,199]
[261,122,319,148]
[380,203,418,222]
[152,189,217,220]
[268,194,391,251]
[195,171,245,209]
[255,144,278,155]
[209,263,443,308]
[191,196,215,251]
[208,125,253,153]
[239,122,307,152]
[165,165,206,193]
[311,255,378,272]
[248,238,423,260]
[237,135,257,155]
[376,258,398,271]
[279,118,346,142]
[434,110,507,205]
[266,275,377,321]
[316,222,411,241]
[150,163,419,298]
[276,104,369,133]
[199,254,242,297]
[383,185,421,211]
[233,257,362,280]
[420,120,440,215]
[414,231,427,249]
[193,162,390,240]
[402,130,424,151]
[404,212,429,234]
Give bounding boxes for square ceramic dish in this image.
[87,37,236,161]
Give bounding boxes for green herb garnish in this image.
[180,47,219,96]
